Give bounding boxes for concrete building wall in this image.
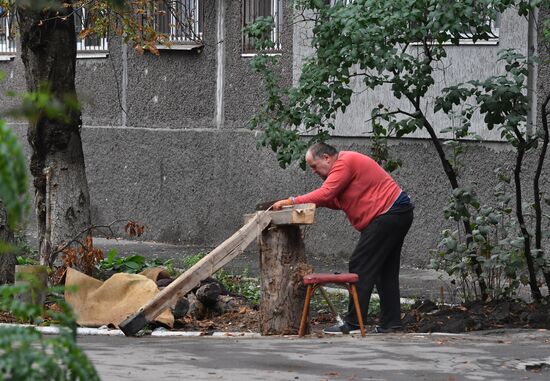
[2,1,549,273]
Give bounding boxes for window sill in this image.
[77,52,109,59]
[241,52,282,58]
[410,38,499,47]
[0,55,15,61]
[156,42,203,51]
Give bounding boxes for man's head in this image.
[305,143,339,180]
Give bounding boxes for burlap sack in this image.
[65,267,174,328]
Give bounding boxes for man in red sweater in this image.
[273,142,414,334]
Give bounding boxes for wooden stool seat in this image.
[299,272,366,337]
[303,273,359,285]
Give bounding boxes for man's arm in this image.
[272,160,352,210]
[294,160,352,206]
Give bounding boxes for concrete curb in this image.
[0,323,261,338]
[0,322,470,339]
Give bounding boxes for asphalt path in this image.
[80,329,550,381]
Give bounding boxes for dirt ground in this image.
[168,297,550,334]
[2,294,549,335]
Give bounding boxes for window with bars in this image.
[242,0,283,55]
[74,7,108,54]
[0,11,16,56]
[150,0,203,48]
[456,12,501,43]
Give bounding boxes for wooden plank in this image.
[119,211,272,336]
[245,203,316,225]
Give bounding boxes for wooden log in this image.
[259,225,312,335]
[196,282,222,306]
[119,211,272,336]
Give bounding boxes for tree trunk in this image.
[513,140,542,301]
[538,94,550,290]
[259,225,312,335]
[0,205,17,284]
[17,1,91,267]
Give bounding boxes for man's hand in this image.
[272,198,293,211]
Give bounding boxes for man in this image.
[272,142,413,334]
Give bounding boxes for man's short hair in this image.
[308,142,338,159]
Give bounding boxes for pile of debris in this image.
[63,267,255,331]
[157,275,253,322]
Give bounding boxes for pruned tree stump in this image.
[259,225,312,335]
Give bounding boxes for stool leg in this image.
[349,284,366,337]
[299,285,314,336]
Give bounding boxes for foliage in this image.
[432,170,528,300]
[97,249,145,273]
[0,282,100,380]
[431,50,549,300]
[45,219,146,279]
[216,269,261,306]
[182,253,206,269]
[96,248,176,276]
[16,255,39,266]
[0,117,29,230]
[53,234,104,283]
[370,105,404,172]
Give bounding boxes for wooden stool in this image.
[299,273,365,337]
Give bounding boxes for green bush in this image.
[0,283,100,380]
[182,253,206,269]
[96,249,177,276]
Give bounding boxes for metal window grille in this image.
[153,0,203,44]
[74,7,108,52]
[242,0,283,54]
[0,12,16,55]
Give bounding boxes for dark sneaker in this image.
[373,325,403,333]
[323,322,361,335]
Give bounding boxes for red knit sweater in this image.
[294,151,401,231]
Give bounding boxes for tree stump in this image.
[259,225,312,335]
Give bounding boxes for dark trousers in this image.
[345,207,413,328]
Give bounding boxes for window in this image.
[430,3,501,45]
[0,11,16,58]
[456,12,500,44]
[151,0,203,49]
[409,11,501,46]
[242,0,283,55]
[74,7,108,55]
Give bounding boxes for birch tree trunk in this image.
[259,225,312,335]
[17,1,91,266]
